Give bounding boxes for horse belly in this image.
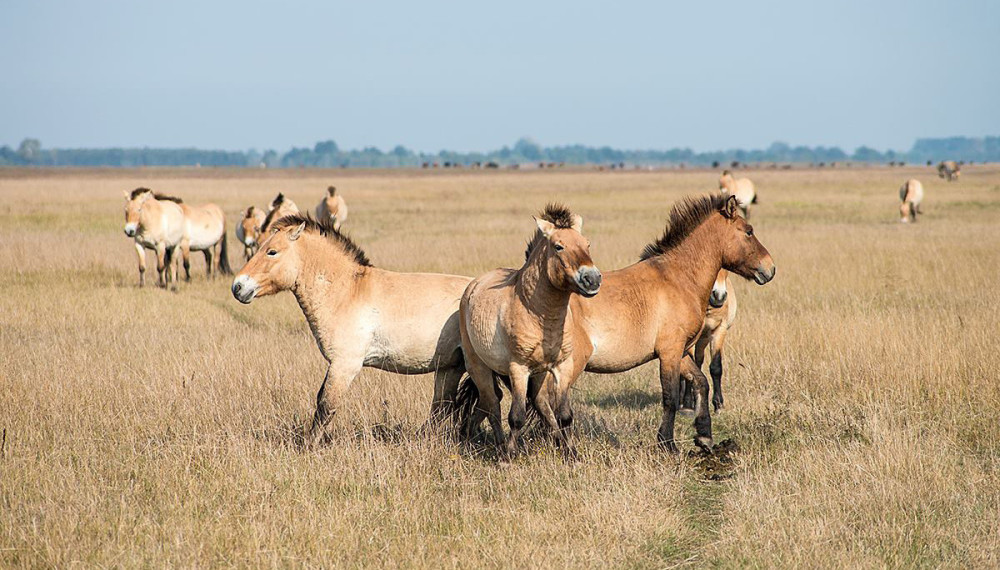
[187,222,223,251]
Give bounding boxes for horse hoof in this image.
[695,436,714,454]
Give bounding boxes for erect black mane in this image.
[327,186,337,196]
[639,194,729,261]
[523,203,577,261]
[270,213,372,267]
[130,187,183,203]
[261,193,290,231]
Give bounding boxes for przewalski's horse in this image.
[719,170,758,218]
[681,269,738,413]
[236,206,266,261]
[260,193,300,234]
[314,186,348,231]
[231,214,472,447]
[122,187,184,287]
[899,179,925,223]
[937,161,960,182]
[176,201,232,279]
[457,204,601,457]
[571,194,773,453]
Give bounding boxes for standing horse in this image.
[231,215,472,447]
[315,186,348,231]
[681,269,738,413]
[236,206,266,261]
[176,201,232,280]
[718,170,758,218]
[899,179,925,223]
[261,193,300,234]
[457,205,601,457]
[570,195,773,452]
[937,161,960,182]
[122,187,184,287]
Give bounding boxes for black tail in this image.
[751,193,758,204]
[218,228,233,275]
[455,374,480,432]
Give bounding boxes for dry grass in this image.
[1,166,998,567]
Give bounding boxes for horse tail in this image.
[218,226,233,275]
[751,192,758,204]
[455,374,480,431]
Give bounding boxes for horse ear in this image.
[122,189,130,199]
[722,195,739,219]
[534,217,556,238]
[288,222,306,241]
[570,214,584,234]
[328,186,337,196]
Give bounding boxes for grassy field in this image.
[2,165,999,567]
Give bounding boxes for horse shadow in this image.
[588,387,659,411]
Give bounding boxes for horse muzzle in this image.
[244,237,257,247]
[708,288,727,308]
[753,264,776,285]
[123,223,137,237]
[231,275,258,304]
[574,266,602,298]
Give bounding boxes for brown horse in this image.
[260,193,300,234]
[231,215,472,447]
[899,179,925,223]
[937,161,960,182]
[457,204,601,457]
[681,270,738,413]
[122,187,184,287]
[175,201,232,280]
[315,186,348,231]
[719,170,758,218]
[570,194,774,452]
[236,206,266,261]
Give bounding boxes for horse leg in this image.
[709,326,728,412]
[134,242,146,287]
[679,355,699,411]
[460,345,506,448]
[179,240,191,282]
[203,248,213,279]
[308,359,363,449]
[530,372,576,459]
[155,244,168,288]
[505,362,533,456]
[681,358,713,452]
[430,364,465,421]
[657,355,682,454]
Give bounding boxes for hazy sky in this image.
[2,0,997,153]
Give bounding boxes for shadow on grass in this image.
[588,387,659,411]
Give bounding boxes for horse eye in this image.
[554,243,565,252]
[267,249,278,257]
[746,227,754,237]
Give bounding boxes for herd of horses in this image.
[122,164,953,457]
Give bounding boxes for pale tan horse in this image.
[681,269,738,413]
[236,206,266,261]
[937,161,960,182]
[458,204,601,457]
[122,187,185,287]
[719,170,758,218]
[899,179,925,223]
[260,193,300,233]
[176,201,231,279]
[569,195,773,452]
[314,186,348,231]
[231,214,472,447]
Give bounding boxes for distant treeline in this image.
[2,136,997,168]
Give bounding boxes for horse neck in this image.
[138,199,164,230]
[516,246,570,322]
[656,220,726,305]
[290,234,366,319]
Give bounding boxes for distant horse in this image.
[175,200,231,280]
[718,170,758,218]
[236,206,266,261]
[681,270,738,413]
[899,179,925,223]
[122,187,184,287]
[457,205,601,457]
[314,186,348,231]
[231,215,472,447]
[571,195,772,452]
[937,161,960,181]
[260,193,300,234]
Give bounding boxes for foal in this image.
[236,206,266,261]
[681,270,738,413]
[232,215,471,447]
[458,204,601,456]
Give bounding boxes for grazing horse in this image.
[122,187,184,287]
[236,206,266,261]
[681,270,737,413]
[231,215,472,447]
[937,161,960,181]
[718,170,758,218]
[899,179,925,223]
[176,201,232,280]
[571,195,773,452]
[457,205,602,457]
[260,193,300,234]
[314,186,348,231]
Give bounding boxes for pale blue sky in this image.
[1,0,997,153]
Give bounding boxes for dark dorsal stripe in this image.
[130,187,182,203]
[270,213,372,267]
[640,194,728,261]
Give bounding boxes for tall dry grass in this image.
[1,166,998,567]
